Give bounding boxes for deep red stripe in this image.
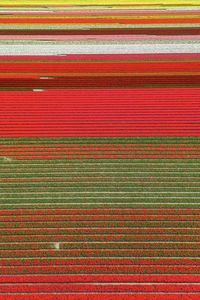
[1,283,200,293]
[1,61,200,73]
[0,76,199,89]
[0,293,199,300]
[1,274,199,283]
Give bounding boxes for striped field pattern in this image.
[0,1,200,300]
